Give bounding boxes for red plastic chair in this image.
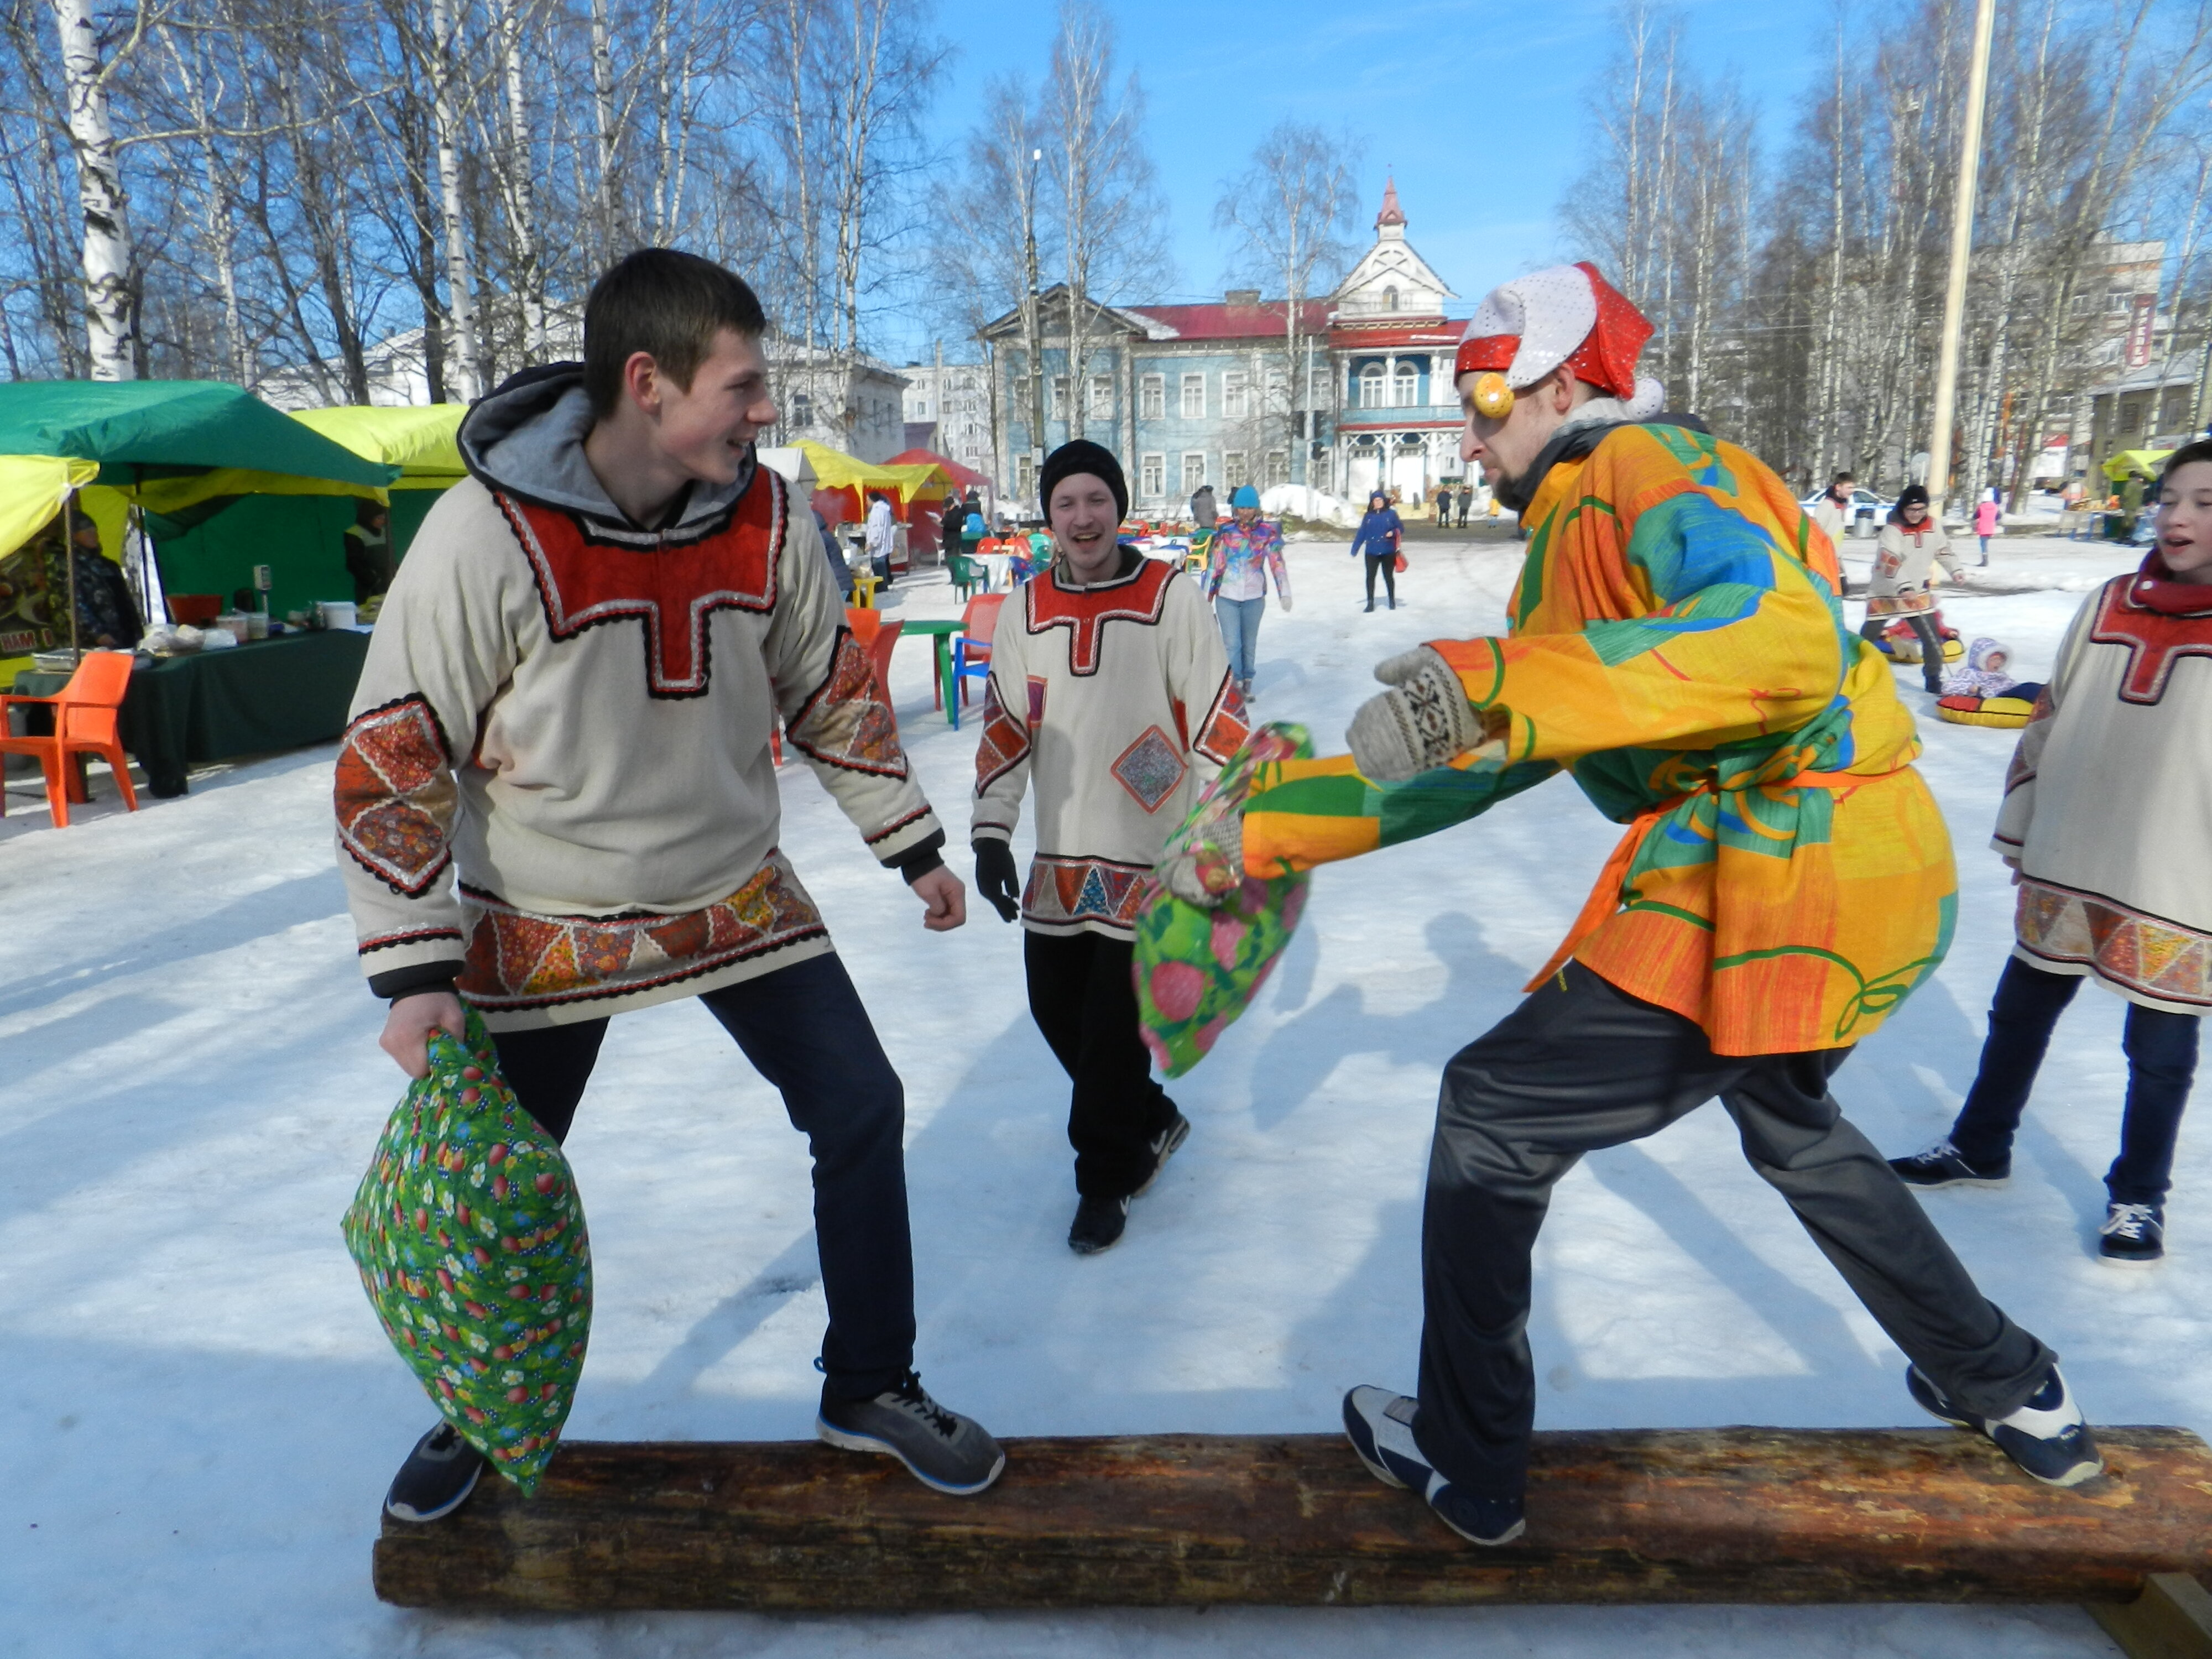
[0,651,140,827]
[948,594,1005,730]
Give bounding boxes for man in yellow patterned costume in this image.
[1248,264,2104,1545]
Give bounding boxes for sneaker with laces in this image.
[1888,1139,2010,1188]
[1906,1363,2103,1487]
[816,1370,1005,1496]
[2098,1201,2164,1265]
[383,1420,486,1523]
[1341,1385,1526,1546]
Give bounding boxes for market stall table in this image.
[11,629,371,798]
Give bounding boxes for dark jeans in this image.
[488,952,915,1400]
[1950,955,2199,1206]
[1417,962,2052,1499]
[1024,928,1180,1198]
[1363,551,1397,603]
[1859,611,1943,691]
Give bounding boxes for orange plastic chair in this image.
[0,650,140,827]
[948,594,1005,730]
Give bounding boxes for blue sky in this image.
[897,0,1849,357]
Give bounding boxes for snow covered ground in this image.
[2,531,2194,1659]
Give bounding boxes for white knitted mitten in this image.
[1345,647,1491,782]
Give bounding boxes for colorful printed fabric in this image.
[457,860,827,1016]
[1241,422,1955,1057]
[1135,724,1314,1076]
[342,1012,591,1494]
[1205,519,1290,604]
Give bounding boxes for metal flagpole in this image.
[1927,0,1999,519]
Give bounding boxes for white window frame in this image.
[1223,369,1250,419]
[1181,451,1207,492]
[1392,364,1418,408]
[1264,363,1289,415]
[1050,377,1070,420]
[1088,375,1114,420]
[1180,373,1206,420]
[1140,452,1165,498]
[1358,363,1386,409]
[1265,449,1288,488]
[1140,373,1165,421]
[1224,451,1248,488]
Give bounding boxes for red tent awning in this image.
[886,448,992,491]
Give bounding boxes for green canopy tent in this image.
[0,382,399,676]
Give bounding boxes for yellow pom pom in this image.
[1472,373,1515,420]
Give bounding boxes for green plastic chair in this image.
[948,553,983,601]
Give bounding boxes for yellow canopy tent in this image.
[291,404,466,489]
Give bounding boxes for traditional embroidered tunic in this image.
[1996,566,2212,1013]
[335,463,937,1030]
[972,552,1246,937]
[1237,422,1955,1056]
[1865,520,1963,617]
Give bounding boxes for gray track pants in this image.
[1415,962,2054,1498]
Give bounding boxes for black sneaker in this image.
[383,1420,486,1523]
[1134,1110,1191,1196]
[2099,1201,2165,1265]
[1342,1385,1526,1546]
[1068,1193,1130,1254]
[1888,1139,2010,1188]
[816,1370,1005,1496]
[1906,1364,2103,1488]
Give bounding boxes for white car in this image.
[1799,486,1893,536]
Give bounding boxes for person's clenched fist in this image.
[1345,646,1491,782]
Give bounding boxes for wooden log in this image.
[374,1426,2212,1613]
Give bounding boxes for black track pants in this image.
[1024,928,1180,1198]
[1415,962,2055,1499]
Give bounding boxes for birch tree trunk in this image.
[588,0,622,258]
[51,0,136,378]
[495,0,545,356]
[430,0,482,398]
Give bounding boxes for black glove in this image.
[974,839,1021,923]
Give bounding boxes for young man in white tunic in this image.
[1893,441,2212,1266]
[969,440,1250,1254]
[337,249,1003,1521]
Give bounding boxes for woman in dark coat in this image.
[1349,490,1404,612]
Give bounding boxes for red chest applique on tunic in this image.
[495,470,785,698]
[1026,559,1174,675]
[2088,576,2212,705]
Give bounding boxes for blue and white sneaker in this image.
[1342,1385,1526,1546]
[2098,1202,2164,1266]
[1888,1139,2010,1189]
[1906,1363,2103,1488]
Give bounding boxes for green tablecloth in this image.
[12,629,372,797]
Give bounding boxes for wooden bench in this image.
[376,1426,2212,1636]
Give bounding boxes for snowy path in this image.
[2,535,2190,1658]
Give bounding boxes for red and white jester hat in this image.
[1454,262,1665,419]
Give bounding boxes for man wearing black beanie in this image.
[969,441,1249,1253]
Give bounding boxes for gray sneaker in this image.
[816,1370,1005,1495]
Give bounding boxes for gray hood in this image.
[457,361,757,528]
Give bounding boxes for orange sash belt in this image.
[1524,763,1909,992]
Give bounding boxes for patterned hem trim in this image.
[1021,853,1154,932]
[864,805,935,846]
[336,694,458,898]
[2015,877,2212,1009]
[359,927,466,955]
[458,862,826,1010]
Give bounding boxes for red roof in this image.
[1130,299,1333,340]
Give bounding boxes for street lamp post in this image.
[1021,146,1047,512]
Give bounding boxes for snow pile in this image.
[1261,483,1361,529]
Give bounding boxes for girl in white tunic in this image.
[1860,483,1964,694]
[1891,441,2212,1265]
